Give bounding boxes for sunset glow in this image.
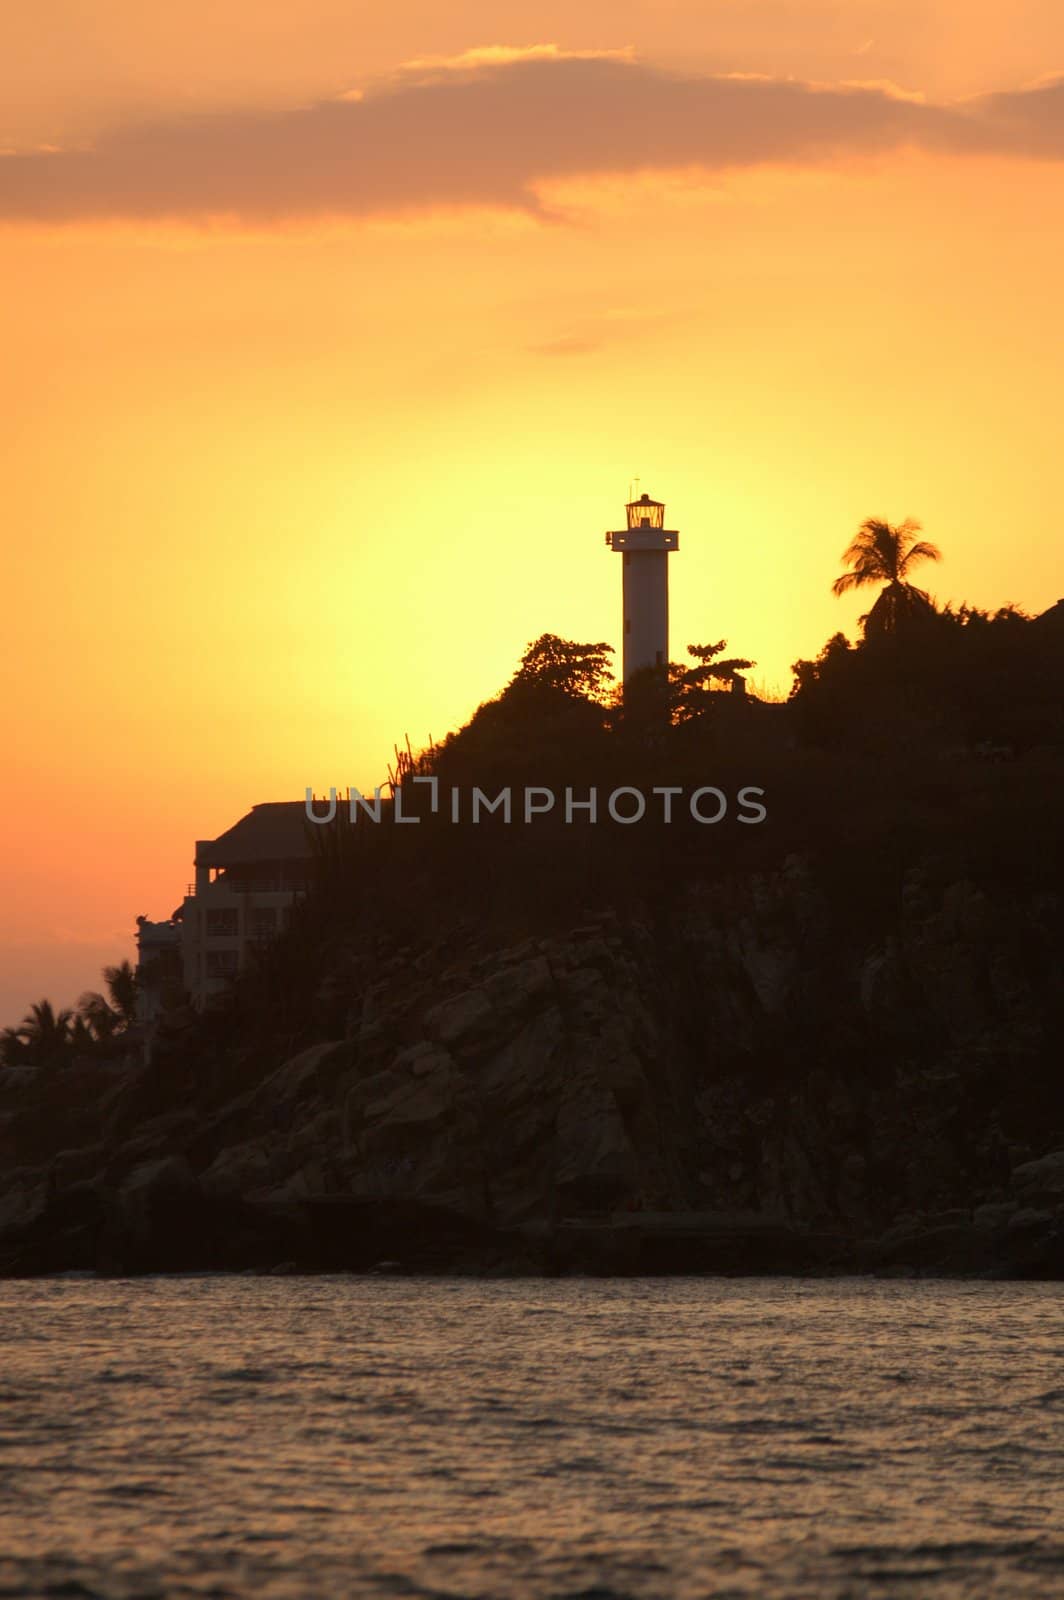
[4,3,1064,1021]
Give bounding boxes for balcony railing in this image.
[185,879,307,898]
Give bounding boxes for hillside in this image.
[3,608,1064,1277]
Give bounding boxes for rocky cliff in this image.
[2,854,1062,1277]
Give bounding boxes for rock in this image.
[104,1110,199,1177]
[394,1041,452,1077]
[0,1171,48,1236]
[343,1054,484,1214]
[200,1139,274,1197]
[731,931,798,1014]
[121,1154,196,1199]
[1007,1206,1056,1233]
[51,1144,106,1189]
[482,955,554,1014]
[858,1220,996,1275]
[858,940,920,1034]
[423,988,494,1048]
[4,857,1064,1279]
[256,1041,348,1115]
[554,1081,637,1210]
[266,1164,329,1201]
[974,1202,1017,1231]
[1012,1150,1064,1203]
[361,1072,458,1132]
[97,1156,204,1274]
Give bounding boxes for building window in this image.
[250,906,277,936]
[206,948,239,976]
[207,908,239,937]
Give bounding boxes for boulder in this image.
[423,987,494,1049]
[200,1138,275,1197]
[1012,1150,1064,1204]
[255,1041,348,1115]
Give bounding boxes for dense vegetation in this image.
[3,515,1063,1280]
[180,516,1063,1060]
[4,515,1064,1062]
[1,962,139,1069]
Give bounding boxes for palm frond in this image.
[898,539,941,572]
[832,569,877,596]
[834,516,940,603]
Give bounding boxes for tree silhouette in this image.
[507,634,615,702]
[832,518,941,637]
[679,640,755,715]
[620,640,755,730]
[105,960,138,1024]
[77,958,138,1042]
[68,1015,97,1055]
[1,1000,74,1066]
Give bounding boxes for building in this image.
[606,491,680,683]
[179,801,314,1008]
[133,915,183,1023]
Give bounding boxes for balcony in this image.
[186,875,308,898]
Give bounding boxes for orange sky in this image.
[2,2,1064,1024]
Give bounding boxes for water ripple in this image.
[0,1277,1061,1598]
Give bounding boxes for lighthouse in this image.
[605,491,679,684]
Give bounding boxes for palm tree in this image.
[68,1015,97,1056]
[78,958,139,1041]
[3,999,74,1065]
[104,960,138,1025]
[76,991,120,1042]
[832,518,942,637]
[0,1025,26,1065]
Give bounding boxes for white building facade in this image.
[178,801,314,1008]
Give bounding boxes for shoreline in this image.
[3,1195,1062,1282]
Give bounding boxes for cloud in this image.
[2,49,1063,226]
[392,44,637,80]
[967,75,1064,156]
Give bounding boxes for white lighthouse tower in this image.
[605,491,679,684]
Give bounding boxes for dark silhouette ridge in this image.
[3,522,1064,1278]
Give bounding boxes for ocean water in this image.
[0,1277,1062,1599]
